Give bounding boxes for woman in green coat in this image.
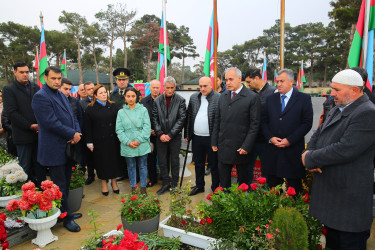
[116,87,151,194]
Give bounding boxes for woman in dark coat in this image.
[84,84,123,195]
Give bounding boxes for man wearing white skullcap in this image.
[302,69,375,249]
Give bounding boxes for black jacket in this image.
[80,97,92,112]
[67,95,83,131]
[184,90,220,140]
[141,94,159,143]
[152,93,186,139]
[2,80,40,144]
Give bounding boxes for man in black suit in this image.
[262,68,313,195]
[3,62,45,186]
[212,67,261,189]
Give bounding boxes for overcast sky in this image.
[1,0,333,67]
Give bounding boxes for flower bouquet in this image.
[6,180,62,219]
[0,162,27,197]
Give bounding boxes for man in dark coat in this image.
[141,79,161,187]
[212,67,261,189]
[32,66,82,232]
[244,69,276,181]
[302,69,375,249]
[185,76,220,194]
[262,68,313,195]
[2,62,45,185]
[152,76,186,195]
[59,78,83,130]
[110,68,141,108]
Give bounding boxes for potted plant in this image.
[0,162,28,207]
[68,165,85,212]
[159,183,217,249]
[6,180,64,248]
[119,185,161,234]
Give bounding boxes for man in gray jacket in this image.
[184,76,220,195]
[302,69,375,249]
[152,76,186,195]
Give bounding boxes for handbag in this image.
[66,143,82,163]
[122,108,153,152]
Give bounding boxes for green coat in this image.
[116,103,151,157]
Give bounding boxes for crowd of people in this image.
[2,61,375,248]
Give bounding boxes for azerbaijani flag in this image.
[274,69,278,86]
[296,61,306,92]
[203,10,218,88]
[39,26,48,85]
[348,0,375,91]
[61,51,67,77]
[262,57,267,82]
[34,48,42,88]
[156,12,170,94]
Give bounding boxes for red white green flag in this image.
[203,10,218,88]
[61,50,67,78]
[296,61,305,92]
[156,12,170,94]
[38,26,48,85]
[34,48,42,88]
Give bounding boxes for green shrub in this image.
[272,207,308,250]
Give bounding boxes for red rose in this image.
[71,175,74,178]
[72,167,75,170]
[155,199,159,203]
[21,182,35,192]
[237,183,249,192]
[250,183,258,190]
[138,204,141,207]
[214,187,223,194]
[0,225,7,241]
[117,224,123,230]
[256,226,260,231]
[286,187,296,196]
[181,220,186,226]
[318,245,323,249]
[270,187,280,195]
[59,212,67,219]
[6,200,18,212]
[322,226,328,236]
[199,219,205,225]
[206,218,213,224]
[131,195,138,201]
[121,199,125,203]
[257,177,267,184]
[206,193,212,200]
[302,193,310,203]
[1,241,9,249]
[265,224,269,228]
[41,180,54,190]
[0,213,6,222]
[266,233,273,239]
[128,209,132,213]
[38,198,53,212]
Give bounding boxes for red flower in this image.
[16,219,22,223]
[43,188,57,201]
[0,224,7,241]
[276,228,279,232]
[270,187,280,195]
[72,167,75,170]
[206,193,213,200]
[214,187,223,194]
[138,204,141,207]
[237,183,249,192]
[256,226,260,231]
[18,198,31,211]
[38,198,53,212]
[181,220,186,226]
[55,190,63,200]
[206,218,213,224]
[257,177,267,184]
[130,195,138,201]
[135,185,138,188]
[121,199,125,203]
[250,183,258,190]
[21,182,35,192]
[117,224,123,230]
[322,226,328,236]
[59,212,67,219]
[286,187,296,196]
[302,193,310,203]
[269,220,272,223]
[71,175,74,178]
[6,200,19,212]
[128,209,132,213]
[318,245,323,249]
[155,199,159,203]
[0,213,6,222]
[199,219,206,225]
[266,233,273,239]
[265,224,269,228]
[27,190,42,205]
[1,241,8,249]
[41,180,54,190]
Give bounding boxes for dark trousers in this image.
[16,142,46,186]
[218,161,250,189]
[248,142,267,182]
[326,227,370,250]
[85,147,95,178]
[192,135,219,191]
[48,160,73,222]
[157,134,181,187]
[267,175,303,195]
[147,149,158,183]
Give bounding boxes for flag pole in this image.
[280,0,285,69]
[362,0,371,68]
[162,0,168,79]
[213,0,218,91]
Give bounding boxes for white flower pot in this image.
[0,194,21,207]
[159,215,217,249]
[23,208,61,248]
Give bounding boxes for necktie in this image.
[120,90,123,96]
[281,95,287,112]
[231,92,237,100]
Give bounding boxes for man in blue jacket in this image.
[32,66,82,232]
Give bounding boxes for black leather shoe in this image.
[189,187,204,196]
[63,220,81,232]
[72,213,82,220]
[147,180,157,187]
[205,168,211,175]
[85,176,95,185]
[156,185,171,195]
